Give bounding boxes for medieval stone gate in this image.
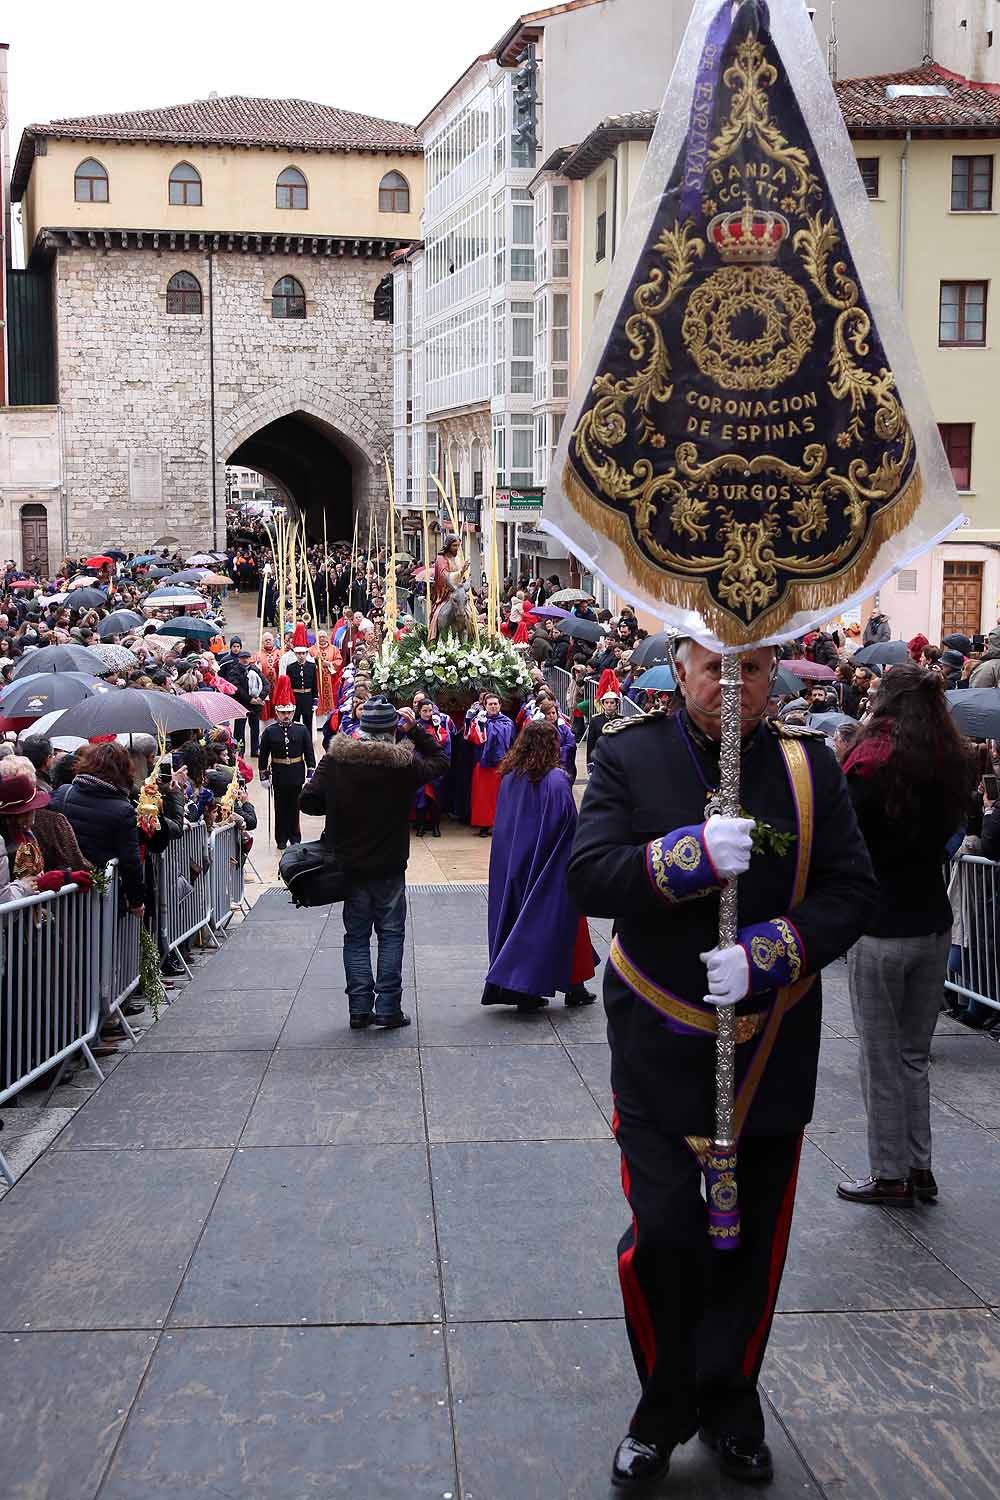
[49,235,395,553]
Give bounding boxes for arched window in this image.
[169,161,202,206]
[74,158,108,203]
[276,166,308,210]
[378,171,410,213]
[166,271,203,314]
[272,275,306,319]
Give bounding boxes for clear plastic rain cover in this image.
[540,0,964,651]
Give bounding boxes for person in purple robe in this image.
[537,697,578,781]
[483,720,596,1013]
[465,693,515,836]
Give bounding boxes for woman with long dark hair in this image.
[482,720,595,1014]
[837,664,976,1205]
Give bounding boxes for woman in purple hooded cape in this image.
[483,720,596,1013]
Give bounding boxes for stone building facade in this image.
[54,242,394,552]
[6,95,423,561]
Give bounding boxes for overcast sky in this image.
[4,0,523,146]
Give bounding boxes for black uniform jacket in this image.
[287,660,318,697]
[258,721,315,786]
[567,710,877,1137]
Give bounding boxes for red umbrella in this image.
[783,658,836,681]
[9,579,39,590]
[85,555,115,569]
[177,691,248,724]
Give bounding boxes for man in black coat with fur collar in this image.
[299,696,448,1030]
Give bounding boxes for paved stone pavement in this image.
[1,883,999,1499]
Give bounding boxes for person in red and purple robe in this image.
[482,720,595,1012]
[465,693,515,837]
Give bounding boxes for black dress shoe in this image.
[700,1429,773,1483]
[564,985,596,1007]
[611,1435,671,1490]
[516,996,548,1013]
[911,1167,938,1201]
[374,1011,412,1029]
[349,1014,374,1030]
[836,1175,913,1204]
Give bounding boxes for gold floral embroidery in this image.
[773,917,803,981]
[709,1172,739,1213]
[749,921,803,983]
[750,933,785,974]
[648,831,704,898]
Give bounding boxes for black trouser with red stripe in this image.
[613,1090,803,1448]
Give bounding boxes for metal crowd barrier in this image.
[208,819,249,937]
[0,880,102,1185]
[98,859,142,1039]
[156,822,216,975]
[541,662,648,726]
[945,854,1000,1018]
[543,663,573,706]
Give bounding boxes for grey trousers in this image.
[847,931,950,1179]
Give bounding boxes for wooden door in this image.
[20,506,49,578]
[941,560,983,638]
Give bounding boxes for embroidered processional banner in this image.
[541,0,963,649]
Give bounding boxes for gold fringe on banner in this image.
[560,460,923,647]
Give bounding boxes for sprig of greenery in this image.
[138,925,166,1021]
[750,819,798,858]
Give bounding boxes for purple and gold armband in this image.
[738,917,806,993]
[644,824,722,905]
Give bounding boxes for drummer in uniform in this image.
[568,638,877,1490]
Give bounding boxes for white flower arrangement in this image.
[375,626,533,707]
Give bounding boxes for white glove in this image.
[702,814,755,881]
[700,944,750,1008]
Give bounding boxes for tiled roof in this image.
[12,96,420,197]
[835,63,1000,133]
[27,95,421,151]
[561,111,659,178]
[493,0,606,65]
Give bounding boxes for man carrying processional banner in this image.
[545,0,965,1489]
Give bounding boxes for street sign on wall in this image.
[497,489,543,511]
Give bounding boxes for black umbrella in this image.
[102,549,128,561]
[11,644,107,679]
[0,672,113,718]
[852,640,911,666]
[97,610,145,639]
[946,689,1000,741]
[157,616,218,642]
[554,614,604,643]
[45,688,207,738]
[65,587,108,610]
[144,567,176,580]
[628,631,676,669]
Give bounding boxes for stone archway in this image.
[219,382,389,542]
